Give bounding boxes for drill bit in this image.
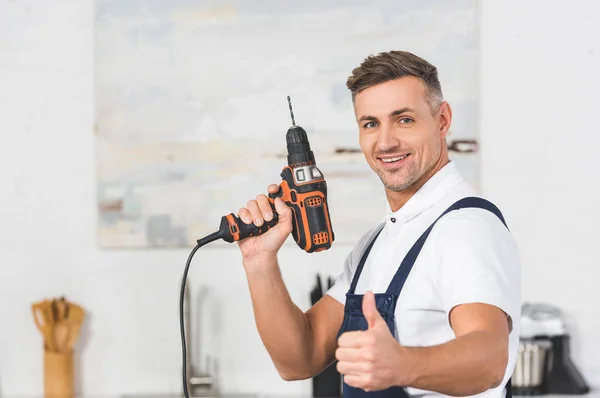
[287,95,296,126]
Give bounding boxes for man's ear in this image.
[438,101,452,138]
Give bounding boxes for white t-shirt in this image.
[326,161,521,398]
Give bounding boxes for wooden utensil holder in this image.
[44,349,74,398]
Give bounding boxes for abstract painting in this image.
[95,0,480,248]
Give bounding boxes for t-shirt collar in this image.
[384,161,464,224]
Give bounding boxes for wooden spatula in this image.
[65,302,85,351]
[32,301,56,352]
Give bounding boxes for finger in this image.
[338,330,374,348]
[256,194,274,222]
[336,360,372,376]
[335,347,363,362]
[362,291,384,329]
[237,208,253,224]
[273,196,292,219]
[246,200,263,226]
[267,184,281,194]
[344,374,373,391]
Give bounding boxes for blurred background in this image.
[0,0,599,397]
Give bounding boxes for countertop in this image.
[6,393,600,398]
[14,394,598,398]
[132,393,600,398]
[118,393,600,398]
[532,395,600,398]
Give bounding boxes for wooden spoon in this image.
[32,301,56,352]
[65,302,85,351]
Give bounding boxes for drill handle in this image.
[219,201,279,243]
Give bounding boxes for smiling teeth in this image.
[382,154,408,163]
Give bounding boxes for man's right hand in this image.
[236,184,293,265]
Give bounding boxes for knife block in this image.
[44,349,74,398]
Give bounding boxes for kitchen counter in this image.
[117,392,600,398]
[6,392,600,398]
[518,395,600,398]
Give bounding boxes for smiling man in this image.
[235,50,521,397]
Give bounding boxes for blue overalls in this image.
[337,197,513,398]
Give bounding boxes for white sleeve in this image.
[324,249,354,305]
[429,208,522,326]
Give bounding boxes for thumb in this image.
[363,291,384,329]
[273,197,293,227]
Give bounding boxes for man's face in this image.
[354,76,450,193]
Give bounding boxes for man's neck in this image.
[386,156,450,213]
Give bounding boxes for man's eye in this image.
[398,117,414,124]
[363,121,378,128]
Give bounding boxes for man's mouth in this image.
[377,153,411,167]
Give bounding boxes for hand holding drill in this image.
[236,184,293,262]
[217,96,334,257]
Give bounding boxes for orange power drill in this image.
[218,96,335,253]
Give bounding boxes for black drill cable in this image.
[180,230,222,398]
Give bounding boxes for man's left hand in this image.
[336,291,412,391]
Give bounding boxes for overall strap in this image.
[348,226,384,294]
[385,196,508,295]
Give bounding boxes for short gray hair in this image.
[346,50,444,114]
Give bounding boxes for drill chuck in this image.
[286,125,315,165]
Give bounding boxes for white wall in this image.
[0,0,598,396]
[480,0,600,388]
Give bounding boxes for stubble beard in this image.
[376,140,442,193]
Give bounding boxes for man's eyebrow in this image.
[358,115,377,122]
[358,107,416,122]
[389,107,416,117]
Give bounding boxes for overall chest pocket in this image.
[339,293,397,336]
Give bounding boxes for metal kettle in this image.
[513,303,590,396]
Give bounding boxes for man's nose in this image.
[377,124,400,151]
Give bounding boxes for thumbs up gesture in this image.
[336,291,410,391]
